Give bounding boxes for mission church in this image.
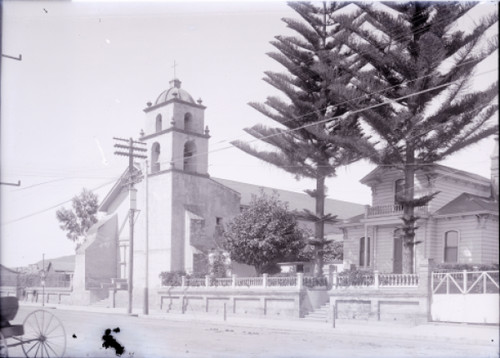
[70,78,364,305]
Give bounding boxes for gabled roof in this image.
[340,213,365,225]
[360,164,490,186]
[434,193,499,216]
[99,165,141,212]
[212,178,365,220]
[32,255,76,273]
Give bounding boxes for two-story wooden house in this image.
[340,141,499,273]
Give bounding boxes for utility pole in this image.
[0,180,21,186]
[41,253,45,307]
[114,137,147,314]
[143,160,149,315]
[1,53,22,61]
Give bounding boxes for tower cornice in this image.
[140,127,210,141]
[143,98,206,113]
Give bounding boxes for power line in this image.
[1,178,118,226]
[157,67,498,168]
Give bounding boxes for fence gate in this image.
[431,270,499,324]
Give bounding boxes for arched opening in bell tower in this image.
[151,142,161,173]
[184,113,194,132]
[156,114,162,133]
[183,140,197,172]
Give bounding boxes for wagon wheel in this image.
[21,310,66,358]
[0,332,8,358]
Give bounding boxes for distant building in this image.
[340,138,499,273]
[70,79,364,305]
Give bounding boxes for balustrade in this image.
[366,204,428,217]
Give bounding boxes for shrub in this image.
[337,269,374,286]
[434,263,499,272]
[159,271,185,286]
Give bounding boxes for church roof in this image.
[212,178,365,220]
[155,78,195,105]
[434,193,498,216]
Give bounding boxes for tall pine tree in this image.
[328,2,498,273]
[232,2,365,276]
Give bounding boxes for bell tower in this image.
[140,78,210,176]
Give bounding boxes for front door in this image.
[393,237,403,273]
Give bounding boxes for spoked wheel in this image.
[22,310,66,358]
[0,332,8,358]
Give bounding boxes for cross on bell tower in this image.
[172,60,179,79]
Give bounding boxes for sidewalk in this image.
[20,301,499,347]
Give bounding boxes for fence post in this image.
[181,276,186,288]
[232,274,237,288]
[418,258,434,322]
[332,272,338,289]
[223,302,227,321]
[462,270,467,294]
[262,274,268,288]
[297,273,304,289]
[205,275,210,287]
[332,303,336,328]
[374,270,379,289]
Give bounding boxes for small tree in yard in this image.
[56,188,99,248]
[223,191,307,275]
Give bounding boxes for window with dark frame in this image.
[395,179,405,205]
[444,230,459,263]
[359,237,371,267]
[155,114,162,132]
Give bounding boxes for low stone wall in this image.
[157,286,306,319]
[23,287,73,304]
[0,286,19,297]
[329,288,428,324]
[327,259,433,324]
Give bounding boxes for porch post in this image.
[297,273,304,289]
[418,258,434,322]
[364,224,369,268]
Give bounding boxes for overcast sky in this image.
[1,1,498,268]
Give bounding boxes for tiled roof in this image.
[434,193,498,216]
[212,178,365,220]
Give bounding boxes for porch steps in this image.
[302,303,330,322]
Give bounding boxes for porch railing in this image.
[161,273,318,289]
[366,204,428,217]
[432,270,499,294]
[333,271,419,288]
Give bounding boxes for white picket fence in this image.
[432,270,499,294]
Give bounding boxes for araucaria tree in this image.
[56,188,99,248]
[232,2,365,276]
[331,2,498,273]
[223,191,307,275]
